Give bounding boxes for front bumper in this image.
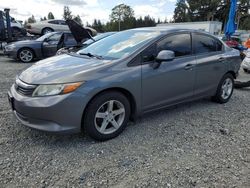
[8,84,89,133]
[3,49,18,59]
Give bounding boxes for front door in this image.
[141,33,196,112]
[42,32,62,57]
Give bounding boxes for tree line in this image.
[24,2,250,32]
[173,0,250,30]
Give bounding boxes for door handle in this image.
[218,57,225,62]
[184,64,195,70]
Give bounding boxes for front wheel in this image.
[83,91,131,141]
[18,48,34,63]
[212,73,234,103]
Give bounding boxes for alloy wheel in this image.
[94,100,125,135]
[19,49,33,62]
[221,78,233,100]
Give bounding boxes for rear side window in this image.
[193,33,223,54]
[59,20,67,25]
[64,34,76,44]
[48,20,59,25]
[157,33,191,57]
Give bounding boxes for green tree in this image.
[110,4,135,31]
[73,15,82,25]
[173,0,191,22]
[63,6,73,20]
[173,0,250,30]
[27,15,36,23]
[48,12,55,19]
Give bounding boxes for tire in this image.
[83,91,131,141]
[212,73,234,103]
[243,68,248,73]
[42,27,53,35]
[18,48,34,63]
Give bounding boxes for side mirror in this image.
[43,38,48,42]
[151,50,175,69]
[156,50,175,63]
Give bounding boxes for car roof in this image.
[130,26,212,35]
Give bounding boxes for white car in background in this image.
[26,19,97,36]
[242,49,250,73]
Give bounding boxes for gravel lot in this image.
[0,55,250,188]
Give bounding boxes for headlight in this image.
[5,44,15,51]
[32,82,83,97]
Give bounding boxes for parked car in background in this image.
[56,32,116,55]
[219,35,247,60]
[26,19,97,36]
[8,28,241,141]
[1,12,26,37]
[242,49,250,72]
[4,32,77,62]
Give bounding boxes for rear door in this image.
[141,32,197,111]
[192,33,226,97]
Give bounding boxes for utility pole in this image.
[118,14,121,31]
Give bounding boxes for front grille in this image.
[15,79,36,97]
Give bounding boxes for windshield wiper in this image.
[79,52,103,60]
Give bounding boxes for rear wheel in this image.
[212,73,234,103]
[42,27,53,35]
[18,48,34,63]
[243,68,248,73]
[84,91,131,141]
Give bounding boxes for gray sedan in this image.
[4,32,76,62]
[8,28,241,141]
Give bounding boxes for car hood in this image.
[19,54,112,84]
[66,19,93,44]
[10,40,41,46]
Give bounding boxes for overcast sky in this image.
[0,0,177,24]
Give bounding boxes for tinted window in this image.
[59,20,67,25]
[216,40,223,51]
[157,34,191,57]
[142,44,157,62]
[64,34,76,44]
[47,33,62,41]
[48,20,59,24]
[193,34,223,54]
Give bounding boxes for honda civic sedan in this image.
[8,28,241,141]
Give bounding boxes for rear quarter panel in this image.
[224,48,241,76]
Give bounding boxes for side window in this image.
[216,40,223,51]
[193,33,223,54]
[60,21,67,25]
[47,33,62,41]
[64,34,76,44]
[157,33,191,57]
[141,44,157,62]
[48,20,59,25]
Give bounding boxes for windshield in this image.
[36,32,56,41]
[77,30,161,60]
[83,33,114,46]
